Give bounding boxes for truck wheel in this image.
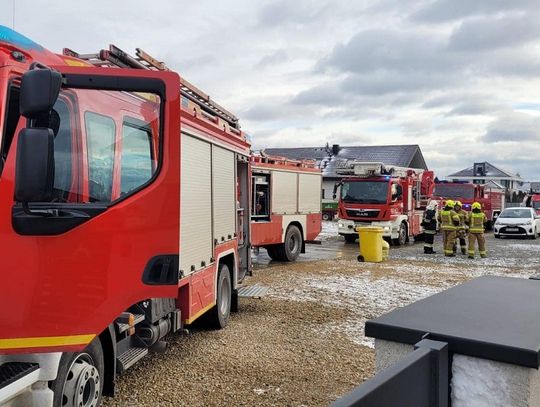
[393,222,407,246]
[322,213,330,221]
[344,234,357,244]
[274,225,303,261]
[50,339,104,407]
[266,245,279,261]
[207,263,232,329]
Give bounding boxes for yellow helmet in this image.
[455,201,462,208]
[472,202,482,210]
[446,200,455,208]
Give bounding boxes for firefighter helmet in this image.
[446,200,455,208]
[472,202,482,210]
[455,201,462,208]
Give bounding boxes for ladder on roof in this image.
[62,45,240,130]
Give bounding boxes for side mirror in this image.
[20,68,62,119]
[14,128,55,204]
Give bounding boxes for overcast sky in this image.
[2,0,540,179]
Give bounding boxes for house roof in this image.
[448,162,521,179]
[485,180,505,190]
[264,144,427,178]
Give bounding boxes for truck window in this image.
[51,99,74,202]
[341,181,388,204]
[85,112,116,202]
[120,119,155,196]
[1,84,20,174]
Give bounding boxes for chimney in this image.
[473,162,486,177]
[332,144,340,156]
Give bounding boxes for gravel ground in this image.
[103,222,540,406]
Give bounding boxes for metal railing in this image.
[331,339,448,407]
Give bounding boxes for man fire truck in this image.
[432,181,504,230]
[335,162,434,245]
[0,26,295,406]
[250,153,322,261]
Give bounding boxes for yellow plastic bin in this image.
[356,226,387,263]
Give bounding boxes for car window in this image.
[499,208,532,218]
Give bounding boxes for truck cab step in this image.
[237,285,269,298]
[116,347,148,372]
[0,362,39,390]
[115,313,146,334]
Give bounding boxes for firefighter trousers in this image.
[424,230,436,253]
[468,232,486,258]
[442,230,457,256]
[454,229,467,254]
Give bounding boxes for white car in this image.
[494,207,540,239]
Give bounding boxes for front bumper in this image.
[338,219,395,238]
[494,225,535,236]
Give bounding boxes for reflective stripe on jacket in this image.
[469,212,487,233]
[439,209,459,230]
[457,209,468,230]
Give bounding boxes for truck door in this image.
[1,66,182,347]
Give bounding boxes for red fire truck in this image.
[0,26,319,406]
[250,154,322,261]
[432,182,505,229]
[335,162,435,245]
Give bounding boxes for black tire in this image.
[357,255,364,262]
[273,225,303,261]
[50,339,104,407]
[266,245,279,260]
[344,234,357,244]
[392,222,407,246]
[322,212,330,221]
[207,263,232,329]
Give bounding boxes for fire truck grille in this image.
[346,209,380,218]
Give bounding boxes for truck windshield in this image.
[433,184,474,199]
[341,181,388,204]
[532,201,540,210]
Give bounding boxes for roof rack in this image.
[252,151,317,169]
[62,45,240,130]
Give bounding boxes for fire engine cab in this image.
[0,26,259,406]
[432,181,504,229]
[335,162,434,244]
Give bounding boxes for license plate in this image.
[506,228,519,231]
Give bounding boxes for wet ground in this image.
[104,223,540,406]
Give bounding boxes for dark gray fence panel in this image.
[331,339,448,407]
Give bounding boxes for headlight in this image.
[523,220,532,225]
[383,226,390,231]
[338,223,345,228]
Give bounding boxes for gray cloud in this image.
[448,14,540,51]
[445,101,506,117]
[484,112,540,142]
[412,0,536,23]
[256,49,289,69]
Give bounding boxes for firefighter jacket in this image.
[469,211,487,233]
[438,209,460,231]
[456,209,469,230]
[422,208,437,231]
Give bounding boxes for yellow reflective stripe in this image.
[0,334,95,350]
[185,302,216,325]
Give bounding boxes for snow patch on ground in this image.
[316,221,341,242]
[270,259,530,348]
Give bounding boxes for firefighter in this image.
[422,200,438,254]
[468,202,487,259]
[438,200,460,257]
[453,201,468,255]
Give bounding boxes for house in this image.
[264,144,428,204]
[447,162,523,190]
